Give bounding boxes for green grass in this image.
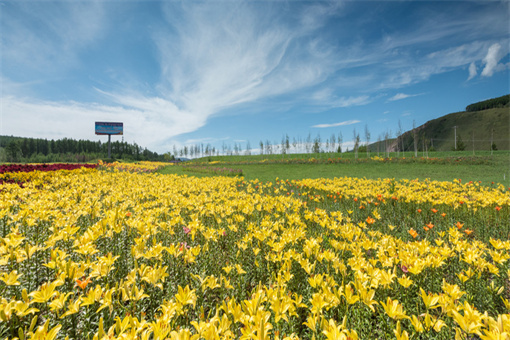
[159,151,510,185]
[399,107,510,151]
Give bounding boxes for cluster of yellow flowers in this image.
[98,160,169,173]
[0,167,508,339]
[288,177,510,209]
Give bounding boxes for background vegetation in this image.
[0,136,170,163]
[160,151,510,186]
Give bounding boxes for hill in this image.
[393,95,509,152]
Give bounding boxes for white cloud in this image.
[2,2,342,152]
[184,137,230,145]
[467,62,477,80]
[311,120,361,128]
[311,92,372,108]
[333,96,371,108]
[481,43,505,77]
[2,2,509,152]
[155,2,338,115]
[1,2,105,72]
[388,93,423,101]
[1,95,201,152]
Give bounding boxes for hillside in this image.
[393,97,509,152]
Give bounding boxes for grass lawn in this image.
[159,151,510,185]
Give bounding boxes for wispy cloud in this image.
[2,2,342,152]
[184,137,230,145]
[467,62,477,81]
[1,1,105,74]
[311,120,361,128]
[1,1,509,152]
[388,93,424,102]
[155,2,339,113]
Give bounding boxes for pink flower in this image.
[401,265,408,273]
[183,226,191,234]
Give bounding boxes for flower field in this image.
[0,164,509,339]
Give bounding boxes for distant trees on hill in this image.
[465,94,509,112]
[0,136,166,163]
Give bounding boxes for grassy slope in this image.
[399,107,510,151]
[160,151,510,186]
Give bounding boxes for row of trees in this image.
[0,136,167,163]
[171,117,504,160]
[170,123,412,159]
[465,94,509,112]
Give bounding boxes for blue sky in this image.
[1,0,509,154]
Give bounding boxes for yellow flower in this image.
[29,281,60,304]
[451,301,486,336]
[175,285,197,310]
[0,270,22,286]
[393,321,409,340]
[380,297,409,320]
[397,276,413,288]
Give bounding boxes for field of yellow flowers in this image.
[0,163,509,339]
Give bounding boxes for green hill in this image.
[394,95,510,152]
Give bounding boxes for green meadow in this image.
[159,151,510,185]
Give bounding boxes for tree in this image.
[413,120,418,157]
[397,120,403,157]
[377,134,382,156]
[337,132,343,154]
[454,134,466,151]
[6,141,22,162]
[353,129,360,159]
[384,130,391,157]
[306,133,312,153]
[265,140,272,155]
[260,141,264,155]
[313,134,321,153]
[364,124,371,157]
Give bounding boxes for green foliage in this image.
[159,151,510,186]
[0,135,164,163]
[5,141,22,162]
[465,94,510,112]
[454,134,466,151]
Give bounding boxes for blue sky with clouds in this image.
[1,1,509,154]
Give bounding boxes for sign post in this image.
[95,122,123,159]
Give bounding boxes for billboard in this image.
[95,122,123,135]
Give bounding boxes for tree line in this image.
[0,136,169,163]
[465,94,509,112]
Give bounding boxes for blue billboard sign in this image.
[95,122,123,135]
